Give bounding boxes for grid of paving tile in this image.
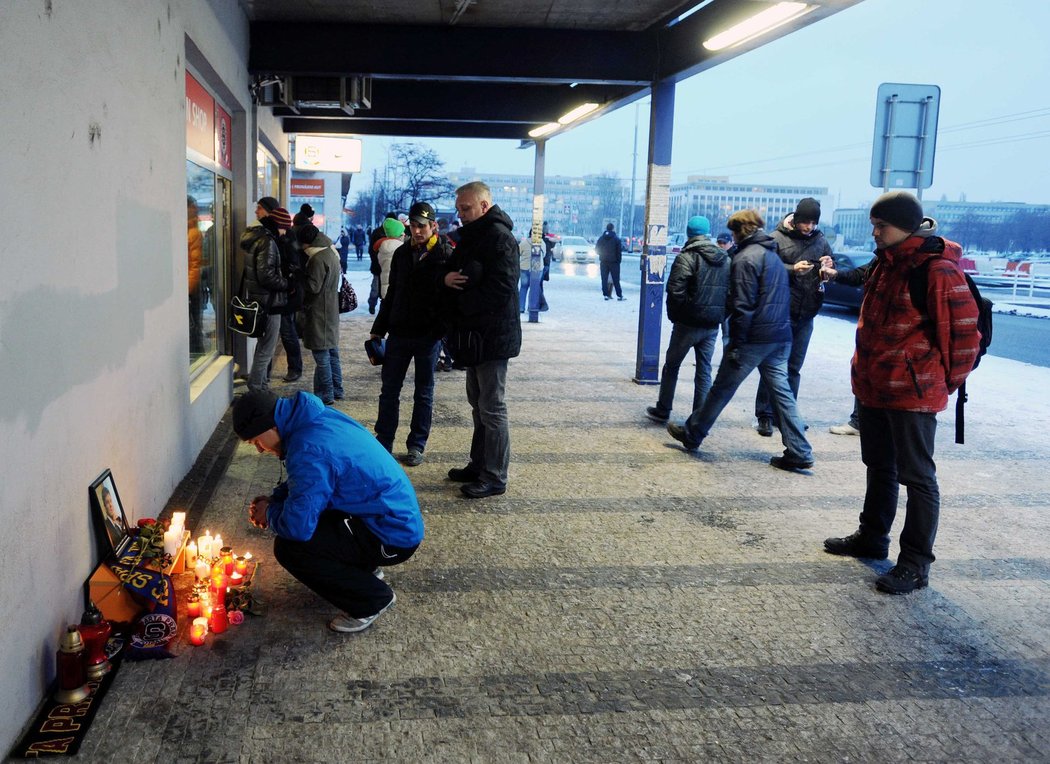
[76,262,1050,763]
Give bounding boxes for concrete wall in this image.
[0,0,261,750]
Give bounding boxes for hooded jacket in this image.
[301,231,341,350]
[267,392,424,548]
[595,230,623,264]
[376,235,402,299]
[443,205,521,361]
[239,223,288,313]
[771,214,834,321]
[371,233,453,340]
[727,230,792,347]
[851,220,981,413]
[665,235,730,328]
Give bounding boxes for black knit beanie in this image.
[869,191,923,233]
[257,196,279,213]
[299,203,315,220]
[232,391,278,440]
[793,197,821,224]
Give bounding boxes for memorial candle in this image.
[212,534,224,555]
[185,540,198,568]
[197,530,213,561]
[221,546,234,576]
[171,511,186,531]
[209,604,228,635]
[190,617,208,646]
[235,555,248,576]
[163,529,181,557]
[186,596,201,618]
[194,558,210,582]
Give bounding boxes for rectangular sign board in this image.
[294,136,363,173]
[870,83,940,190]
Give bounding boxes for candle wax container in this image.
[209,604,228,634]
[235,556,248,576]
[190,616,208,645]
[187,598,201,618]
[221,546,234,576]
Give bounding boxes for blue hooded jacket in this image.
[266,392,424,548]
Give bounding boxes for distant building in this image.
[669,176,830,238]
[832,208,873,249]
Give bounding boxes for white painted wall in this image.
[0,0,259,750]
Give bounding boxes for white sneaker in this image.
[372,567,385,580]
[829,423,860,436]
[328,593,396,633]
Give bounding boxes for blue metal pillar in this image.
[527,140,546,323]
[634,80,675,384]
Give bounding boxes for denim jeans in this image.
[464,359,510,487]
[312,347,344,404]
[519,270,531,312]
[755,316,814,420]
[683,341,813,461]
[654,323,720,418]
[600,261,622,297]
[278,314,303,375]
[248,313,282,392]
[857,405,940,574]
[368,274,381,312]
[375,335,441,452]
[273,512,416,618]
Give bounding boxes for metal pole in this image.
[628,101,639,250]
[881,94,898,193]
[528,140,546,323]
[914,95,933,202]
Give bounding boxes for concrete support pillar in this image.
[527,140,547,323]
[634,80,675,384]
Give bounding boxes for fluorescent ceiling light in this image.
[703,2,811,51]
[557,102,600,125]
[669,0,716,27]
[529,123,560,138]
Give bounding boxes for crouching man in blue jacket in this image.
[233,390,424,633]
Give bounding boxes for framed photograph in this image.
[90,469,131,557]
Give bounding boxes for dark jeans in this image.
[848,397,860,429]
[857,405,940,574]
[465,359,510,487]
[355,244,364,260]
[375,335,441,452]
[312,347,344,404]
[600,261,622,298]
[654,323,719,417]
[755,316,814,421]
[273,512,416,618]
[368,274,381,312]
[279,314,303,375]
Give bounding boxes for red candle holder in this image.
[221,546,234,576]
[189,619,207,646]
[235,556,248,576]
[186,597,201,618]
[209,604,228,634]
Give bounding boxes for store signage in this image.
[291,178,325,197]
[185,73,214,159]
[215,104,231,170]
[294,136,362,173]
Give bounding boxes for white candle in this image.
[197,531,213,560]
[213,534,224,553]
[171,511,186,530]
[193,616,209,634]
[194,558,210,582]
[185,540,198,568]
[163,529,180,557]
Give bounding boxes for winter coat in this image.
[852,221,981,413]
[594,230,623,264]
[301,231,341,350]
[239,223,288,314]
[275,230,305,315]
[376,236,402,298]
[443,205,521,361]
[771,215,834,321]
[267,391,424,547]
[371,234,453,340]
[665,235,730,328]
[187,213,202,295]
[727,230,792,347]
[518,235,533,271]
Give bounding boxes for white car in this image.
[559,236,597,263]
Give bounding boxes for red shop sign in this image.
[185,73,214,159]
[291,178,325,197]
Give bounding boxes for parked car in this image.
[821,251,875,311]
[558,235,597,263]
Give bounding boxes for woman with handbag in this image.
[297,225,344,405]
[241,203,291,392]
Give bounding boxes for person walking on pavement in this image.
[367,213,397,314]
[823,192,981,594]
[243,199,291,392]
[667,209,814,472]
[595,222,625,300]
[646,216,730,424]
[370,202,452,466]
[233,390,423,633]
[754,197,832,437]
[352,224,367,261]
[297,225,344,405]
[442,181,521,499]
[337,228,350,274]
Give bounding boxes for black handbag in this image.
[447,328,484,367]
[227,270,265,338]
[339,275,358,313]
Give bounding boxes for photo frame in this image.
[90,469,131,558]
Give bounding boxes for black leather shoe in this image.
[282,371,302,382]
[447,466,480,482]
[876,565,928,594]
[757,417,774,437]
[460,481,506,499]
[770,454,814,471]
[823,531,889,560]
[667,423,700,451]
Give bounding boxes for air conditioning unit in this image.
[254,76,293,107]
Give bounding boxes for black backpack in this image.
[909,255,993,443]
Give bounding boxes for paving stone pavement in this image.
[68,261,1050,763]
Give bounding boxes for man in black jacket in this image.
[370,202,452,467]
[754,197,832,436]
[646,216,729,424]
[667,209,814,471]
[243,200,291,392]
[595,222,625,300]
[442,181,521,498]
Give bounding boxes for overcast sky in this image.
[352,0,1050,209]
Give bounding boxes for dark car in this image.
[821,252,875,311]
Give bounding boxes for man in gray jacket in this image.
[297,225,343,405]
[646,215,729,424]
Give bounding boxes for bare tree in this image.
[386,143,456,211]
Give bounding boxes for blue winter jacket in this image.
[727,231,792,347]
[266,392,424,548]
